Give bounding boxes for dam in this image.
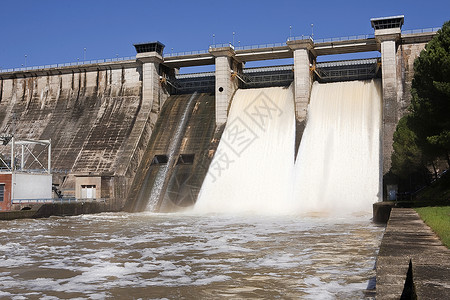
[0,15,437,213]
[0,14,447,299]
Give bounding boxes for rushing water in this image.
[0,212,383,299]
[195,86,296,214]
[295,80,382,214]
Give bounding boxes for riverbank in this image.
[376,208,450,299]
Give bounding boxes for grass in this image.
[415,206,450,248]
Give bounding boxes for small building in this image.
[0,172,52,211]
[0,137,52,211]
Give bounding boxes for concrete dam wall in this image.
[0,63,169,207]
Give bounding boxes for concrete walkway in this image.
[376,208,450,299]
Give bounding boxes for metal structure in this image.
[371,15,404,30]
[242,65,294,88]
[0,136,51,173]
[161,59,381,92]
[314,58,381,82]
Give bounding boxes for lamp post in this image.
[212,34,215,46]
[311,23,314,39]
[290,25,292,41]
[24,55,27,67]
[232,32,235,46]
[84,48,86,62]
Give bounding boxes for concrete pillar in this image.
[209,46,241,126]
[287,39,315,121]
[136,52,163,110]
[375,28,401,174]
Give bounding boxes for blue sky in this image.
[1,0,449,71]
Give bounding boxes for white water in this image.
[194,86,296,214]
[195,80,382,215]
[294,80,382,214]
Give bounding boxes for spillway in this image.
[194,80,381,215]
[194,86,296,214]
[124,93,217,212]
[294,79,382,214]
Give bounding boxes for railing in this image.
[243,64,294,73]
[176,71,215,79]
[164,50,209,57]
[12,198,107,204]
[209,43,235,49]
[235,42,286,51]
[401,27,440,35]
[313,34,374,44]
[0,56,135,74]
[316,58,379,68]
[0,27,440,73]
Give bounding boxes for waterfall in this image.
[194,86,296,214]
[294,80,382,214]
[145,92,198,211]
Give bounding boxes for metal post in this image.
[84,48,86,62]
[213,34,215,46]
[311,24,314,39]
[10,137,14,171]
[21,144,24,170]
[233,32,235,46]
[290,25,292,41]
[48,140,51,174]
[24,55,27,67]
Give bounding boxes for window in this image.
[81,185,96,199]
[151,155,169,165]
[177,154,195,165]
[0,184,4,202]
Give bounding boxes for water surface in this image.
[0,212,383,299]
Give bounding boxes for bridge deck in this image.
[0,31,436,77]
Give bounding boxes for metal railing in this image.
[12,198,107,204]
[313,34,374,44]
[316,58,379,68]
[0,27,441,73]
[164,50,209,57]
[176,71,215,79]
[209,43,235,49]
[0,56,135,74]
[243,64,294,73]
[235,42,286,50]
[401,27,440,35]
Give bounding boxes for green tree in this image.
[391,116,423,179]
[410,20,450,166]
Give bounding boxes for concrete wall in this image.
[0,61,169,207]
[396,42,428,118]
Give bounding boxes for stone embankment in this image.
[376,208,450,299]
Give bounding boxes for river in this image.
[0,212,383,299]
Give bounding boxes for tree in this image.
[391,116,423,179]
[410,20,450,166]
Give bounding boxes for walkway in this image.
[376,208,450,299]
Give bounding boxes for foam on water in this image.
[0,212,383,299]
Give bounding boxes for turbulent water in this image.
[294,80,382,214]
[195,86,296,214]
[0,212,383,299]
